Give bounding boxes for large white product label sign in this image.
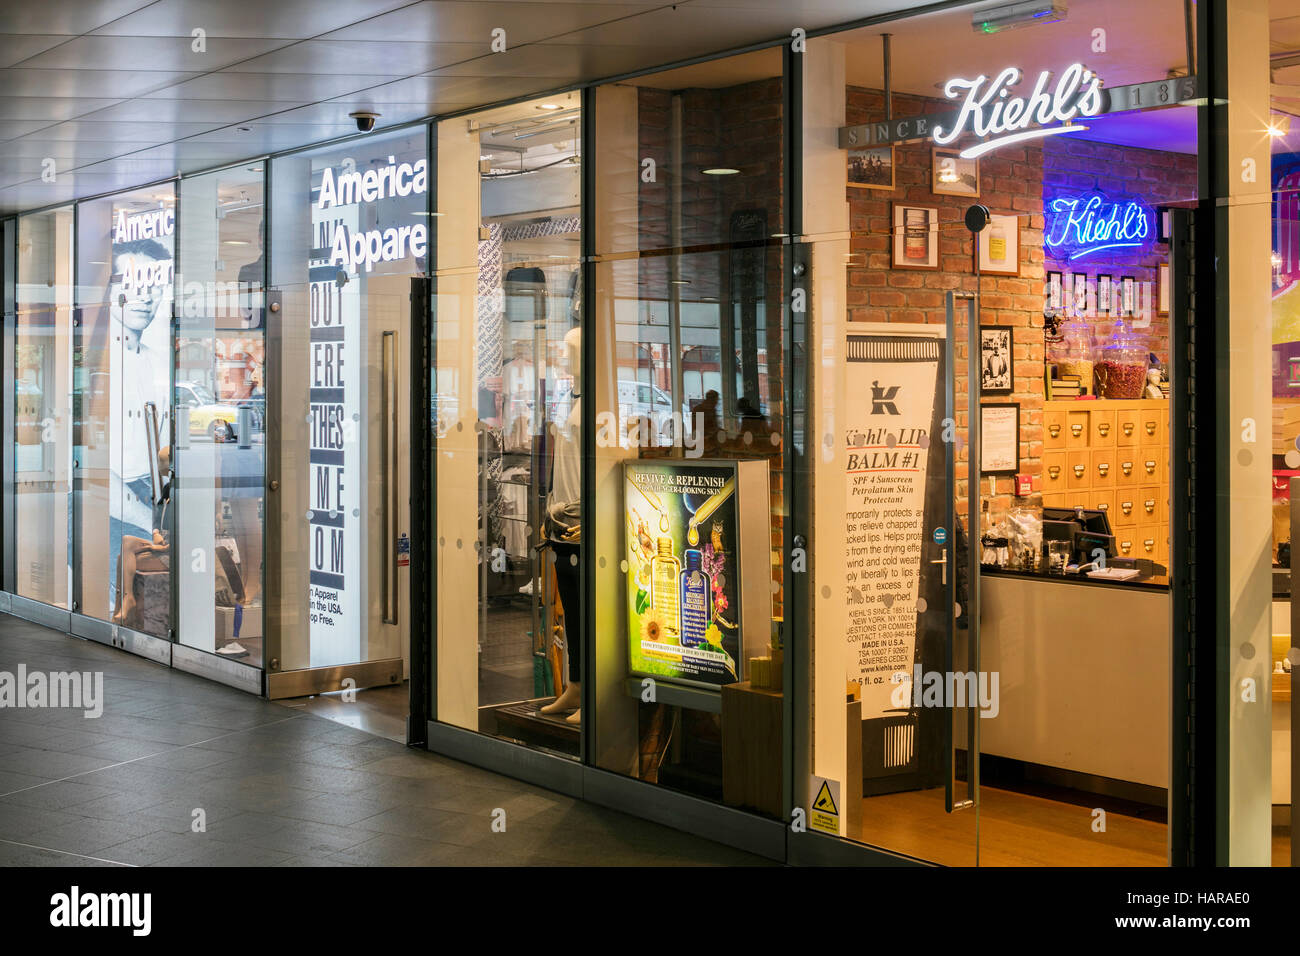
[307,172,361,666]
[842,328,941,720]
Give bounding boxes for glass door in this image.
[265,130,426,725]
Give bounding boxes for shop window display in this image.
[803,0,1196,865]
[432,94,585,751]
[13,207,73,609]
[175,165,267,665]
[590,50,788,812]
[74,187,176,636]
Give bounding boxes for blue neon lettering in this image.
[1045,194,1151,259]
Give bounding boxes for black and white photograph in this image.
[1045,270,1064,311]
[979,325,1014,394]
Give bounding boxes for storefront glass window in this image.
[803,0,1196,864]
[14,206,73,608]
[591,50,788,812]
[73,186,176,635]
[175,165,266,665]
[431,94,584,754]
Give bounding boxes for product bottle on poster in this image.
[651,537,682,639]
[678,549,712,648]
[904,208,929,261]
[988,220,1007,263]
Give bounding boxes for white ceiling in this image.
[0,0,954,214]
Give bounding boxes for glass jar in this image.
[1049,317,1095,396]
[1095,319,1148,399]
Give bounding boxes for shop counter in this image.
[974,570,1170,791]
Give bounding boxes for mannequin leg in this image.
[540,539,582,718]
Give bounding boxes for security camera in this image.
[349,111,380,133]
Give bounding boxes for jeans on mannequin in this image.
[550,539,582,684]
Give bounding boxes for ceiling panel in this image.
[140,71,406,101]
[90,0,416,40]
[0,34,75,68]
[18,34,294,71]
[0,97,126,122]
[0,0,150,34]
[0,68,200,98]
[319,1,663,44]
[221,40,484,75]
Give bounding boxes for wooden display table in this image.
[721,680,783,818]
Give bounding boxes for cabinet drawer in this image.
[1138,525,1161,562]
[1091,489,1115,519]
[1138,485,1163,523]
[1138,447,1163,483]
[1115,528,1138,558]
[1113,491,1139,527]
[1041,493,1067,509]
[1160,408,1169,445]
[1117,408,1142,447]
[1158,523,1169,566]
[1116,451,1139,486]
[1139,408,1161,442]
[1067,450,1091,489]
[1090,408,1116,448]
[1045,410,1067,450]
[1091,448,1115,487]
[1042,451,1068,494]
[1066,411,1091,448]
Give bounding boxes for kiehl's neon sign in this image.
[1045,193,1153,261]
[838,70,1197,151]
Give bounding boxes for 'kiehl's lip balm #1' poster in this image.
[623,460,770,689]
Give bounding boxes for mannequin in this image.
[540,327,583,724]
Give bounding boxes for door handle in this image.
[929,547,947,586]
[382,329,398,626]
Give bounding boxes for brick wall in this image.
[845,86,1195,520]
[846,86,1046,517]
[1042,137,1198,368]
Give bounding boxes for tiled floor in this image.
[0,614,769,867]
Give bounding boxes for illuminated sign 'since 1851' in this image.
[1044,194,1153,261]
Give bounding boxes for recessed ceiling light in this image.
[222,239,250,246]
[536,104,563,111]
[412,211,445,216]
[702,167,739,176]
[670,279,691,285]
[237,126,251,132]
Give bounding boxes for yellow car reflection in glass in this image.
[176,381,243,443]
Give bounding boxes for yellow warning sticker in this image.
[809,777,840,835]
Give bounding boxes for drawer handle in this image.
[1070,423,1084,437]
[1145,421,1157,435]
[1120,541,1133,555]
[1073,464,1086,478]
[1144,499,1156,514]
[1049,423,1061,439]
[1098,502,1109,511]
[1143,538,1155,552]
[1122,422,1135,436]
[1048,465,1061,479]
[1121,461,1133,476]
[1097,462,1109,477]
[1144,459,1157,474]
[1121,500,1133,515]
[1097,422,1111,437]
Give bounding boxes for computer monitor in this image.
[1042,506,1113,539]
[1041,507,1116,560]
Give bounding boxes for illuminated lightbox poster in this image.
[842,325,943,720]
[624,459,770,689]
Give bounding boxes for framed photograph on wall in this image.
[1069,272,1088,315]
[1045,270,1063,312]
[1121,275,1136,316]
[1097,274,1113,315]
[891,203,939,270]
[979,325,1014,395]
[932,146,980,197]
[976,214,1019,276]
[848,145,895,190]
[980,402,1020,476]
[1158,263,1170,315]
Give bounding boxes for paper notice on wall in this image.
[842,328,942,720]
